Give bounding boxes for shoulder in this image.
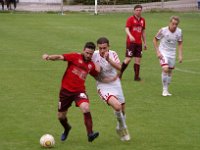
[63,52,80,56]
[141,17,145,21]
[127,16,134,21]
[176,27,182,33]
[92,50,99,58]
[109,50,118,56]
[162,26,168,31]
[93,50,99,55]
[159,26,168,34]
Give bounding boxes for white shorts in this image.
[159,54,175,69]
[97,80,125,104]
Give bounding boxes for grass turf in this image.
[0,12,200,150]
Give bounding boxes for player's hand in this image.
[144,44,147,50]
[129,35,135,42]
[179,56,183,63]
[42,54,49,60]
[94,63,101,73]
[156,51,163,59]
[104,51,109,61]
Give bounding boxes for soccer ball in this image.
[40,134,55,148]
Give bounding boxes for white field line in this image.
[175,68,200,75]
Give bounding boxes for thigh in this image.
[168,57,176,69]
[97,86,125,104]
[159,54,169,68]
[133,44,142,58]
[58,88,74,112]
[126,43,135,57]
[74,92,89,107]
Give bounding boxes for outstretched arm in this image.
[42,54,64,61]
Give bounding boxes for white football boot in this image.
[162,90,172,96]
[116,128,131,141]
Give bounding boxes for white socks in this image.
[162,72,168,91]
[115,111,127,129]
[162,72,172,91]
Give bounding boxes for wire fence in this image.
[0,0,199,13]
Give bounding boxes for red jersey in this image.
[61,53,98,92]
[126,15,145,44]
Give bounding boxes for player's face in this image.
[169,19,179,32]
[98,43,109,57]
[83,48,94,61]
[134,8,142,17]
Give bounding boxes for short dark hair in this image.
[134,4,142,10]
[84,42,96,51]
[97,37,109,46]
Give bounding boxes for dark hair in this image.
[97,37,109,46]
[134,4,142,10]
[84,42,96,51]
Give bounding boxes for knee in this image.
[80,102,90,113]
[114,104,122,112]
[124,57,131,64]
[57,112,65,121]
[163,67,169,74]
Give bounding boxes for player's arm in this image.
[153,37,162,59]
[42,54,64,61]
[142,29,147,50]
[125,27,135,42]
[104,52,121,71]
[178,41,183,63]
[100,75,118,83]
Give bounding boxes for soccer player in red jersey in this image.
[42,42,99,142]
[120,5,147,81]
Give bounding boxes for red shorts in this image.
[58,88,89,112]
[126,43,142,58]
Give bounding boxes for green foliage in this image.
[0,12,200,150]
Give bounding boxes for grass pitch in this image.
[0,12,200,150]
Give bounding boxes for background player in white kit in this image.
[153,16,183,96]
[92,37,130,141]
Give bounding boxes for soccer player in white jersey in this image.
[92,37,130,141]
[153,16,183,96]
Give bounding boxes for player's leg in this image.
[57,111,72,141]
[161,66,170,96]
[78,100,99,142]
[166,57,175,95]
[108,97,130,141]
[120,43,134,79]
[117,103,130,141]
[133,44,142,81]
[120,57,131,79]
[166,69,173,96]
[134,57,141,81]
[13,0,16,9]
[1,0,4,10]
[159,55,171,96]
[107,97,126,128]
[58,88,73,141]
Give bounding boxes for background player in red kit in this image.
[120,5,147,81]
[42,42,99,142]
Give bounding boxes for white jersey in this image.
[156,26,182,58]
[92,50,120,83]
[92,50,125,103]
